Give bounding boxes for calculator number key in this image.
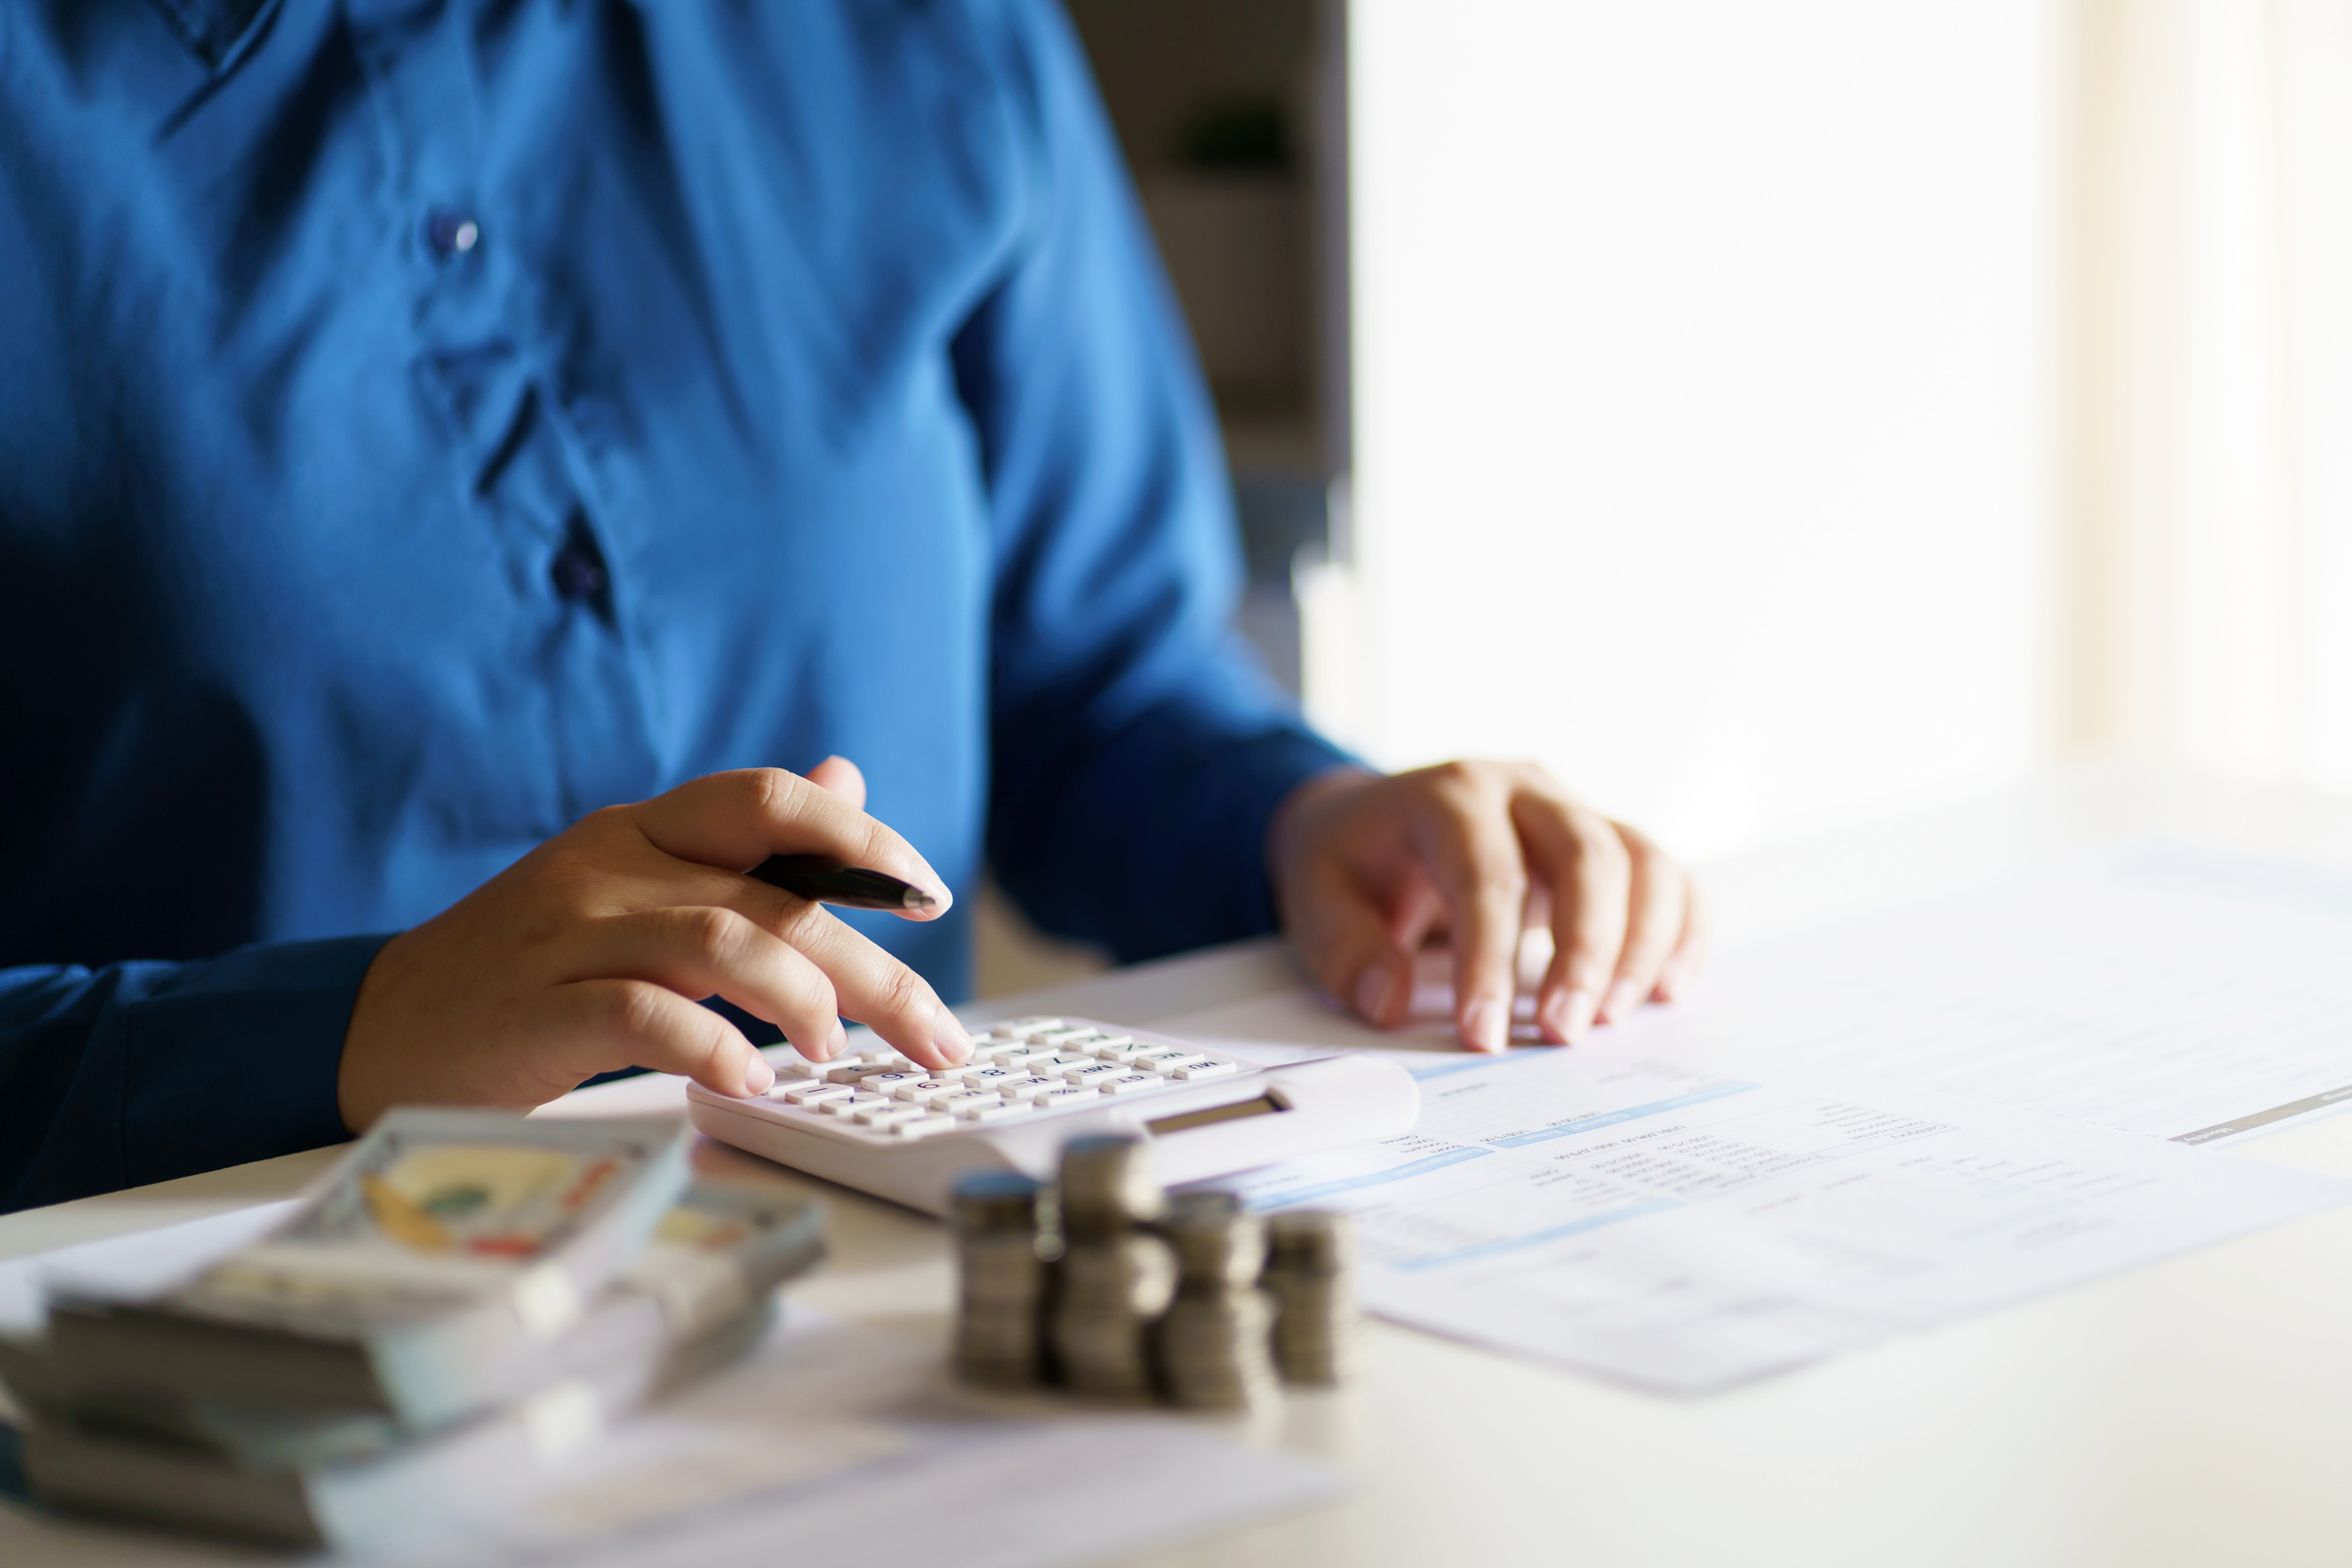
[1129,1051,1211,1076]
[1097,1072,1168,1097]
[957,1101,1039,1125]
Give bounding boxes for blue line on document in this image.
[1486,1081,1759,1149]
[1408,1052,1554,1083]
[1395,1199,1682,1272]
[1253,1147,1495,1209]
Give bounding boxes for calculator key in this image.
[1172,1059,1240,1081]
[890,1079,954,1102]
[782,1082,858,1106]
[1098,1072,1168,1097]
[886,1114,956,1139]
[1131,1052,1211,1076]
[822,1093,890,1116]
[771,1055,821,1082]
[928,1062,995,1083]
[1034,1027,1098,1049]
[1032,1086,1102,1111]
[1060,1062,1126,1087]
[853,1071,931,1096]
[1084,1037,1142,1059]
[989,1046,1056,1070]
[826,1061,902,1086]
[957,1100,1039,1125]
[856,1102,930,1127]
[934,1091,1003,1115]
[997,1075,1065,1103]
[1034,1054,1094,1074]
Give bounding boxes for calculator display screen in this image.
[1144,1095,1285,1137]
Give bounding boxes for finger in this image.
[1654,881,1712,1001]
[549,978,776,1099]
[1392,875,1446,955]
[1413,768,1529,1053]
[1289,860,1416,1029]
[632,767,951,916]
[1514,790,1631,1046]
[1598,823,1685,1026]
[804,754,867,810]
[567,906,847,1063]
[760,896,974,1069]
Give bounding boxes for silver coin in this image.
[1154,1288,1281,1410]
[1159,1192,1266,1291]
[1265,1210,1356,1277]
[1054,1234,1178,1318]
[952,1171,1045,1235]
[1057,1136,1163,1240]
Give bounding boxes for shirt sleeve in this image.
[955,0,1356,963]
[0,937,379,1213]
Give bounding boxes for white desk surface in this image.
[12,760,2352,1568]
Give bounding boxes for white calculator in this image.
[684,1016,1418,1215]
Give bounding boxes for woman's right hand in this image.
[335,759,969,1133]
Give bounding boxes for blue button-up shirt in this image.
[0,0,1348,1210]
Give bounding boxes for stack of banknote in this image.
[952,1134,1361,1409]
[0,1108,826,1554]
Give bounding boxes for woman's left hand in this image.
[1269,761,1708,1053]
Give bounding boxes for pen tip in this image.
[906,889,938,911]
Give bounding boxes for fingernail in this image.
[934,1013,973,1065]
[1462,997,1509,1054]
[1352,965,1399,1024]
[741,1054,775,1097]
[1601,979,1644,1026]
[1539,990,1572,1044]
[1563,988,1597,1045]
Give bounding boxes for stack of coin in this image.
[1050,1138,1177,1397]
[1056,1135,1164,1241]
[1262,1210,1362,1386]
[950,1172,1052,1388]
[1152,1191,1280,1410]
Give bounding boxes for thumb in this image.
[804,754,867,810]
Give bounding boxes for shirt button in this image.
[425,208,480,257]
[550,540,608,602]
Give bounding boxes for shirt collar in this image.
[144,0,278,71]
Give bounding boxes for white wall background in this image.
[2077,0,2352,788]
[1319,0,2063,857]
[1318,0,2352,860]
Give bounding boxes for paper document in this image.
[0,1209,1344,1567]
[1218,1049,2350,1392]
[1170,845,2352,1149]
[1162,845,2352,1392]
[1674,845,2352,1146]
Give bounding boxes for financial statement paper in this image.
[1167,844,2352,1392]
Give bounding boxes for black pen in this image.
[750,854,937,911]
